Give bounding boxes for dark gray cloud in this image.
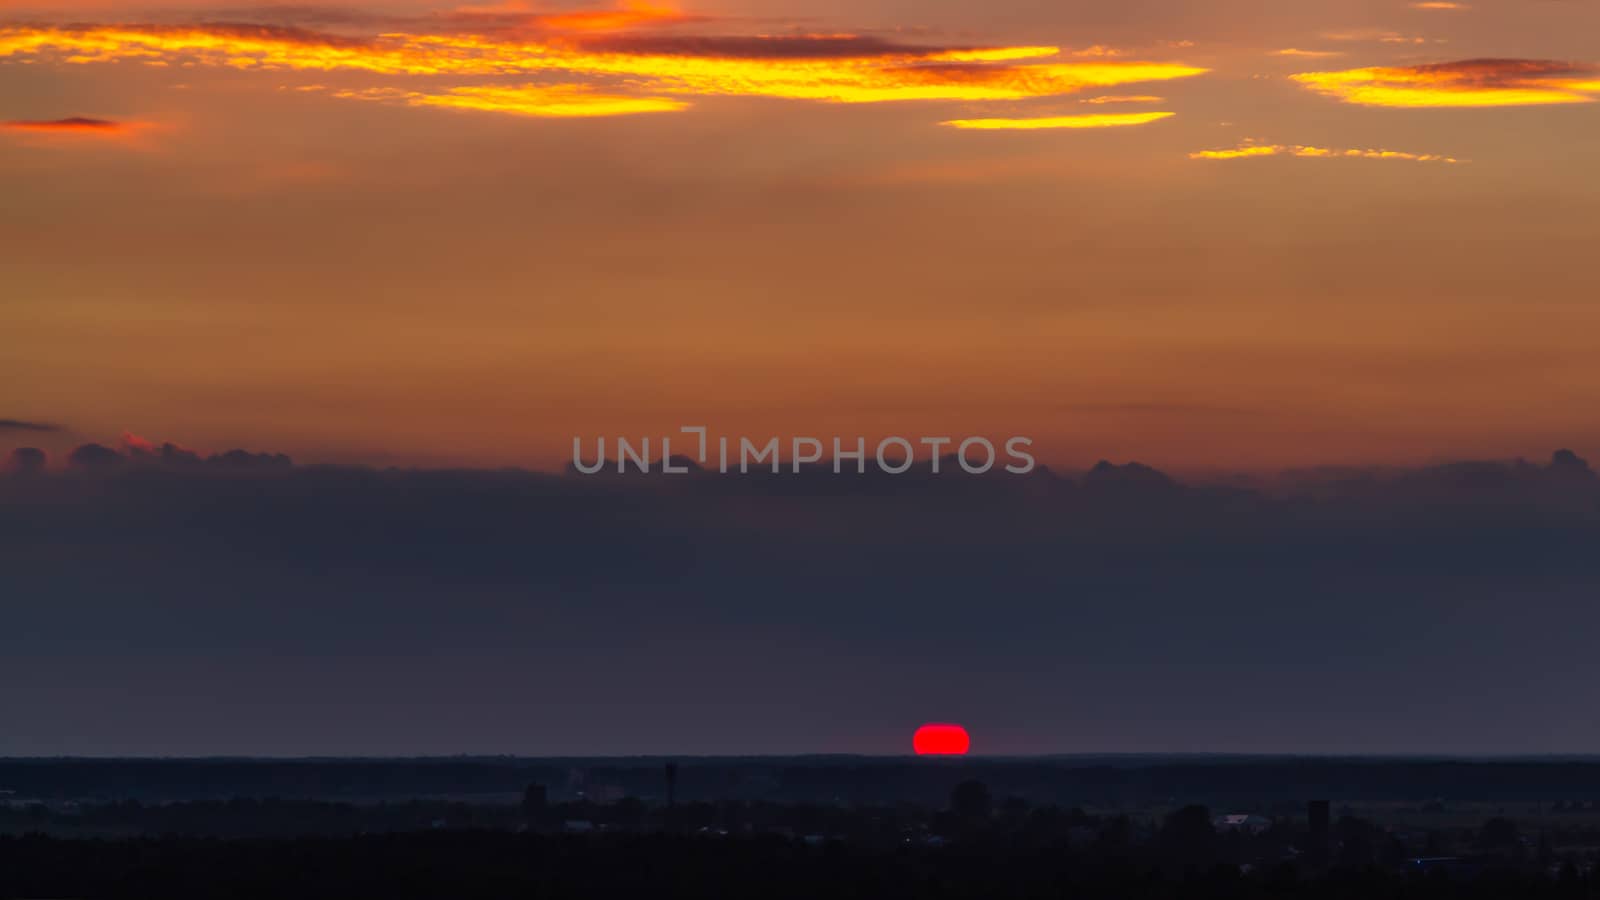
[2,442,1598,756]
[0,418,63,432]
[65,442,123,468]
[3,447,47,473]
[62,437,292,471]
[1406,58,1600,86]
[0,117,121,132]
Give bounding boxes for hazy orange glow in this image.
[942,111,1175,130]
[1190,142,1460,163]
[1292,59,1600,107]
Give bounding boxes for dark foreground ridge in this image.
[8,757,1600,897]
[4,828,1600,900]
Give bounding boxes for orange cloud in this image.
[1292,58,1600,107]
[452,0,694,31]
[941,111,1175,130]
[0,19,1209,114]
[1080,94,1164,104]
[1188,143,1281,160]
[1411,1,1469,10]
[335,83,689,116]
[120,430,158,453]
[539,0,691,32]
[1271,48,1345,59]
[1321,29,1433,45]
[1190,141,1461,163]
[4,115,120,132]
[1069,45,1125,58]
[1,116,147,140]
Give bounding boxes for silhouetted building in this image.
[521,783,547,824]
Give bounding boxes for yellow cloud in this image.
[1080,94,1165,104]
[1190,141,1460,163]
[336,83,690,117]
[1292,59,1600,107]
[941,111,1175,130]
[1188,144,1282,160]
[0,23,1209,109]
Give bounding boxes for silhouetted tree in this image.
[1096,815,1133,856]
[1478,817,1521,854]
[1159,805,1215,869]
[949,780,991,825]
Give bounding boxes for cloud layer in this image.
[941,111,1175,130]
[1,116,130,133]
[1293,58,1600,107]
[0,19,1207,122]
[1190,140,1461,163]
[3,436,1599,754]
[0,418,63,431]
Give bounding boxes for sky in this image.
[3,0,1600,757]
[2,0,1598,472]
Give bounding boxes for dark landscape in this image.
[9,757,1600,897]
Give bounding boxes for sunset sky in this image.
[6,0,1600,757]
[4,0,1599,472]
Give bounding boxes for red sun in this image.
[913,723,970,756]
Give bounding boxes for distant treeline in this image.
[10,758,1600,805]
